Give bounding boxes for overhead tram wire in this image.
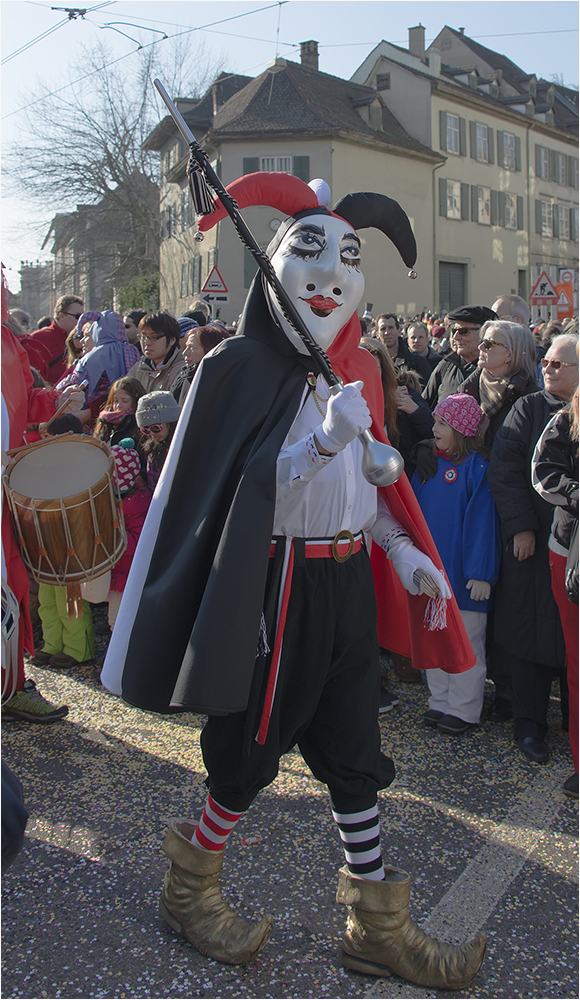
[3,1,115,64]
[2,0,285,121]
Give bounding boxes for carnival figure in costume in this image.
[102,171,485,988]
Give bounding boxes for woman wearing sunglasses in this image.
[457,320,538,448]
[488,332,579,764]
[135,390,182,492]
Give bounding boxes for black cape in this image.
[102,275,318,714]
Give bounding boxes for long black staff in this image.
[154,79,403,487]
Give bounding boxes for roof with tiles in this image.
[208,58,438,158]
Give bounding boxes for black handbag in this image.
[565,517,578,604]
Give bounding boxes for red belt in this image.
[269,530,363,564]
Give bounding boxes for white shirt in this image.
[274,376,400,543]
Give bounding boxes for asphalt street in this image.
[2,651,578,1000]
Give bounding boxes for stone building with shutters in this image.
[352,25,578,313]
[145,47,442,322]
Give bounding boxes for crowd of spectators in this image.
[3,290,578,800]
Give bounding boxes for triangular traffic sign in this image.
[202,266,228,293]
[529,270,558,299]
[557,288,571,306]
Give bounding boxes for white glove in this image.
[387,536,451,599]
[314,381,371,454]
[466,579,490,601]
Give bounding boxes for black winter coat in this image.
[488,390,567,668]
[422,352,478,409]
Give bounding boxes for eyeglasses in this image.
[479,339,509,351]
[139,332,166,342]
[451,325,479,337]
[124,323,135,329]
[140,423,164,435]
[540,358,578,371]
[63,311,83,320]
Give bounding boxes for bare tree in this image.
[4,38,225,296]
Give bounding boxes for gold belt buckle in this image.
[332,529,355,563]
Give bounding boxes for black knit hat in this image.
[447,305,497,327]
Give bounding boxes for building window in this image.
[557,153,567,185]
[503,133,516,170]
[557,205,570,239]
[446,180,461,219]
[539,147,549,179]
[478,186,491,224]
[261,156,292,173]
[446,114,460,155]
[541,201,553,237]
[504,193,517,230]
[476,124,488,162]
[376,73,390,90]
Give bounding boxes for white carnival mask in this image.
[267,213,365,353]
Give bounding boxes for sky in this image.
[2,0,578,292]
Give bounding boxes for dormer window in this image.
[491,81,499,99]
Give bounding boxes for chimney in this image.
[300,40,319,71]
[458,27,465,36]
[408,24,425,61]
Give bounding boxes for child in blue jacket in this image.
[412,393,501,734]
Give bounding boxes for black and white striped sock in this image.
[331,803,385,881]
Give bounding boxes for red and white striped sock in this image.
[192,793,244,852]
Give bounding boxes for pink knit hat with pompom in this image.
[434,393,483,437]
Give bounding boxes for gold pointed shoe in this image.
[336,866,486,990]
[159,818,273,965]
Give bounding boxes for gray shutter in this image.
[497,131,504,167]
[571,208,577,242]
[192,256,201,294]
[515,136,521,172]
[568,157,577,188]
[490,190,498,226]
[439,111,447,151]
[487,128,494,164]
[459,118,467,156]
[535,200,543,234]
[292,156,310,182]
[498,192,506,227]
[471,185,479,222]
[469,121,477,159]
[460,183,470,219]
[516,196,524,231]
[535,145,542,178]
[439,177,447,217]
[553,205,559,238]
[560,156,567,186]
[242,157,259,174]
[550,150,557,183]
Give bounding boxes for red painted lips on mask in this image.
[301,295,341,317]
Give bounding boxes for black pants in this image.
[201,543,395,814]
[507,649,569,739]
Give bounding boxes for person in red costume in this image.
[102,175,484,989]
[21,294,84,385]
[1,276,85,722]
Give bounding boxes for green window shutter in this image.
[568,157,576,188]
[535,200,543,234]
[516,196,524,231]
[460,183,470,219]
[469,121,477,159]
[242,157,259,175]
[550,150,557,182]
[487,128,494,165]
[439,177,447,217]
[515,137,522,172]
[490,190,498,226]
[459,118,467,157]
[535,145,542,177]
[471,185,478,222]
[439,111,447,152]
[571,208,577,242]
[553,205,559,238]
[244,247,257,288]
[496,131,503,167]
[498,192,506,227]
[292,156,310,182]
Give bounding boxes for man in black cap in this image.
[422,305,497,409]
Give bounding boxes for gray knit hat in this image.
[136,391,181,427]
